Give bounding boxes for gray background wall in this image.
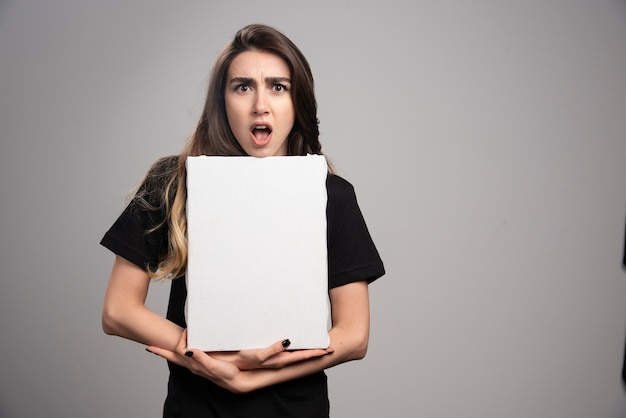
[1,1,626,417]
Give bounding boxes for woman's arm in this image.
[159,280,371,393]
[102,255,182,350]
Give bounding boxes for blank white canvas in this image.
[185,155,330,351]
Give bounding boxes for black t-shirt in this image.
[101,161,385,418]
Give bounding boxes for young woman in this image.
[101,24,385,417]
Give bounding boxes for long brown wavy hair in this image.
[136,24,330,280]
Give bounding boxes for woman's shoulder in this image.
[133,155,180,208]
[326,173,357,204]
[146,154,179,176]
[142,155,180,186]
[327,173,354,190]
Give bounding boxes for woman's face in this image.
[225,50,295,157]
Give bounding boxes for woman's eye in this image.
[235,84,251,92]
[273,84,288,92]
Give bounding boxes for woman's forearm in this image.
[103,302,183,350]
[242,320,369,391]
[102,255,183,351]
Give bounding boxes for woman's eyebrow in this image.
[229,77,255,86]
[266,77,291,84]
[229,76,291,85]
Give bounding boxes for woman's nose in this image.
[253,92,269,114]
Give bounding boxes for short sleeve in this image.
[100,200,167,271]
[326,175,385,289]
[100,157,176,270]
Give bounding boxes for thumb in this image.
[270,338,291,355]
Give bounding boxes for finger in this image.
[244,338,291,364]
[275,338,292,353]
[185,349,240,381]
[259,347,330,368]
[183,348,199,359]
[282,348,329,363]
[146,346,179,363]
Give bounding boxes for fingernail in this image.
[145,348,154,354]
[282,339,291,348]
[184,351,194,357]
[326,348,335,354]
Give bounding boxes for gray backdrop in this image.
[2,1,626,417]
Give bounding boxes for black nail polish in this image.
[185,351,194,357]
[282,339,291,348]
[145,348,154,354]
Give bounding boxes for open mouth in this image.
[251,124,272,145]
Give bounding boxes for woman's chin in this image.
[243,144,288,158]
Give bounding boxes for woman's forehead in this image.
[227,51,291,78]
